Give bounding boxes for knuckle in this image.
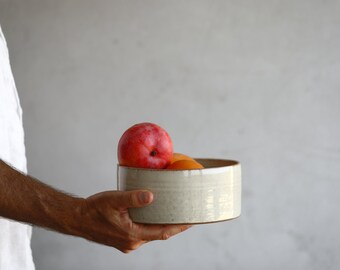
[126,240,139,250]
[129,243,141,251]
[161,232,170,241]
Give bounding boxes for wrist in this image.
[55,197,87,237]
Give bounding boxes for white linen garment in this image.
[0,25,35,270]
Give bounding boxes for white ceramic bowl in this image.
[117,158,241,224]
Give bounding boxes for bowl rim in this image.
[117,158,240,172]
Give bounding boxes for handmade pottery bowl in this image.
[117,158,241,224]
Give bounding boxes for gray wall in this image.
[1,1,339,269]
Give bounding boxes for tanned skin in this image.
[0,160,190,253]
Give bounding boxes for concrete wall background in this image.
[1,1,340,269]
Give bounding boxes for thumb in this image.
[119,190,154,208]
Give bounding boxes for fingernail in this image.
[138,191,152,204]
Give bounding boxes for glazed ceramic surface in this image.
[117,159,241,224]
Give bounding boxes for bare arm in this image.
[0,160,190,253]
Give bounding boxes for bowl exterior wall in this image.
[117,159,241,224]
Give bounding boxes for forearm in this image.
[0,159,84,237]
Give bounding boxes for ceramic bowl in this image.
[117,158,241,224]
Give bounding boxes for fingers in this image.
[117,190,154,208]
[115,224,192,253]
[119,225,192,253]
[119,240,147,254]
[138,224,192,241]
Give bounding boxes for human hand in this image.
[78,190,191,253]
[0,160,190,252]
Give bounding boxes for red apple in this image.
[118,122,173,169]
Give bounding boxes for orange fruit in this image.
[170,152,195,164]
[166,159,204,170]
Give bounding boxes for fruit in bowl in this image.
[166,159,204,170]
[117,122,204,170]
[118,122,173,169]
